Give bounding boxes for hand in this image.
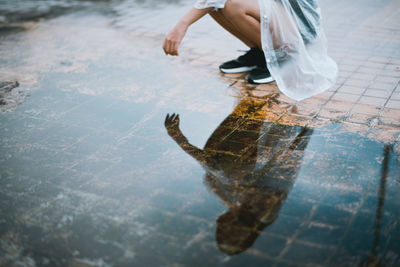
[164,113,180,133]
[164,113,189,144]
[163,23,187,56]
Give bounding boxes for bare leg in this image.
[209,9,256,48]
[209,0,261,49]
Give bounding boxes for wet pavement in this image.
[1,0,400,266]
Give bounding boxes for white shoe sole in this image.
[220,65,257,74]
[249,76,275,84]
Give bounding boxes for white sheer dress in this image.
[195,0,338,101]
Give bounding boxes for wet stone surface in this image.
[1,0,400,266]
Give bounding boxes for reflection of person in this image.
[163,0,337,100]
[165,96,313,255]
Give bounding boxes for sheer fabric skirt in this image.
[195,0,338,101]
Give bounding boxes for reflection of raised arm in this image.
[163,7,213,56]
[164,113,208,164]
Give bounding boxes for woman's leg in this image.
[209,0,261,49]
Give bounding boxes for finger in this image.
[163,39,169,55]
[164,40,169,55]
[170,45,176,56]
[173,42,180,56]
[172,46,178,56]
[165,114,169,125]
[170,46,176,56]
[166,41,173,56]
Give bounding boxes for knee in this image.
[224,0,245,16]
[225,0,242,8]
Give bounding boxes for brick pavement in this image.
[110,0,400,144]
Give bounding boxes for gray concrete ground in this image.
[0,0,400,266]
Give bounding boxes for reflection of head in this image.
[216,209,260,255]
[216,192,283,255]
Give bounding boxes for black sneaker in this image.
[219,47,266,74]
[248,66,274,84]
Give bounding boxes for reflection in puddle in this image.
[166,95,313,255]
[360,144,390,267]
[165,92,400,265]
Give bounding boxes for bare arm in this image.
[163,7,213,56]
[164,113,208,164]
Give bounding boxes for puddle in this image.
[1,90,399,266]
[164,95,400,265]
